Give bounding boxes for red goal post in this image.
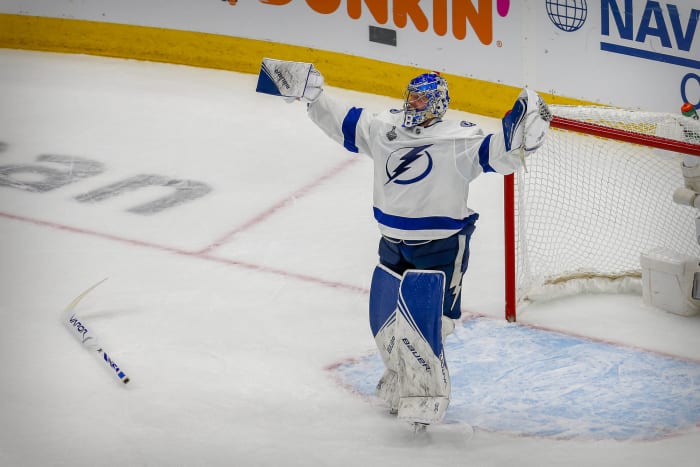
[504,105,700,322]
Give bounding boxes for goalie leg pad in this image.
[369,264,401,367]
[376,368,399,414]
[369,264,402,411]
[395,269,450,424]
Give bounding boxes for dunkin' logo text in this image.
[231,1,511,45]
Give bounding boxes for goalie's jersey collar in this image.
[406,117,443,134]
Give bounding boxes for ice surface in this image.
[1,49,699,466]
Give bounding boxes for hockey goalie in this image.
[257,58,551,428]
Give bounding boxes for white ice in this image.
[0,49,698,466]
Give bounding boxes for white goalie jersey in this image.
[307,93,524,241]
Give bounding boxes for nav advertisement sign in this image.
[537,0,699,112]
[601,0,699,110]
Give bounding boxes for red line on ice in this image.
[0,157,368,295]
[197,158,359,255]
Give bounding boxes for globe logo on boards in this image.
[546,0,588,32]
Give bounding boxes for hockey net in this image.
[504,104,700,321]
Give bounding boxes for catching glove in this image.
[502,88,552,155]
[256,58,324,104]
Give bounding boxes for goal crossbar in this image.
[550,115,700,157]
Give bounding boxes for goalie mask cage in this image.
[504,104,700,322]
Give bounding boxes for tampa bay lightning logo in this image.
[385,144,433,185]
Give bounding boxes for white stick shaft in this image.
[94,347,130,384]
[62,279,131,384]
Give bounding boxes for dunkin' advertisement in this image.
[0,0,697,113]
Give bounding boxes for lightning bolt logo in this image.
[385,144,433,185]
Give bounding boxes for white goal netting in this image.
[512,105,700,307]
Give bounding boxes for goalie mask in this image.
[403,72,450,128]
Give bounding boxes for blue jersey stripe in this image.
[341,107,363,153]
[478,134,496,173]
[374,207,469,231]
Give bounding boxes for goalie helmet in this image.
[403,72,450,127]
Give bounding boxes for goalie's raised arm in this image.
[255,58,324,103]
[502,88,552,155]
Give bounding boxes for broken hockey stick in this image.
[61,278,131,384]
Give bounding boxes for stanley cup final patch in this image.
[255,58,313,98]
